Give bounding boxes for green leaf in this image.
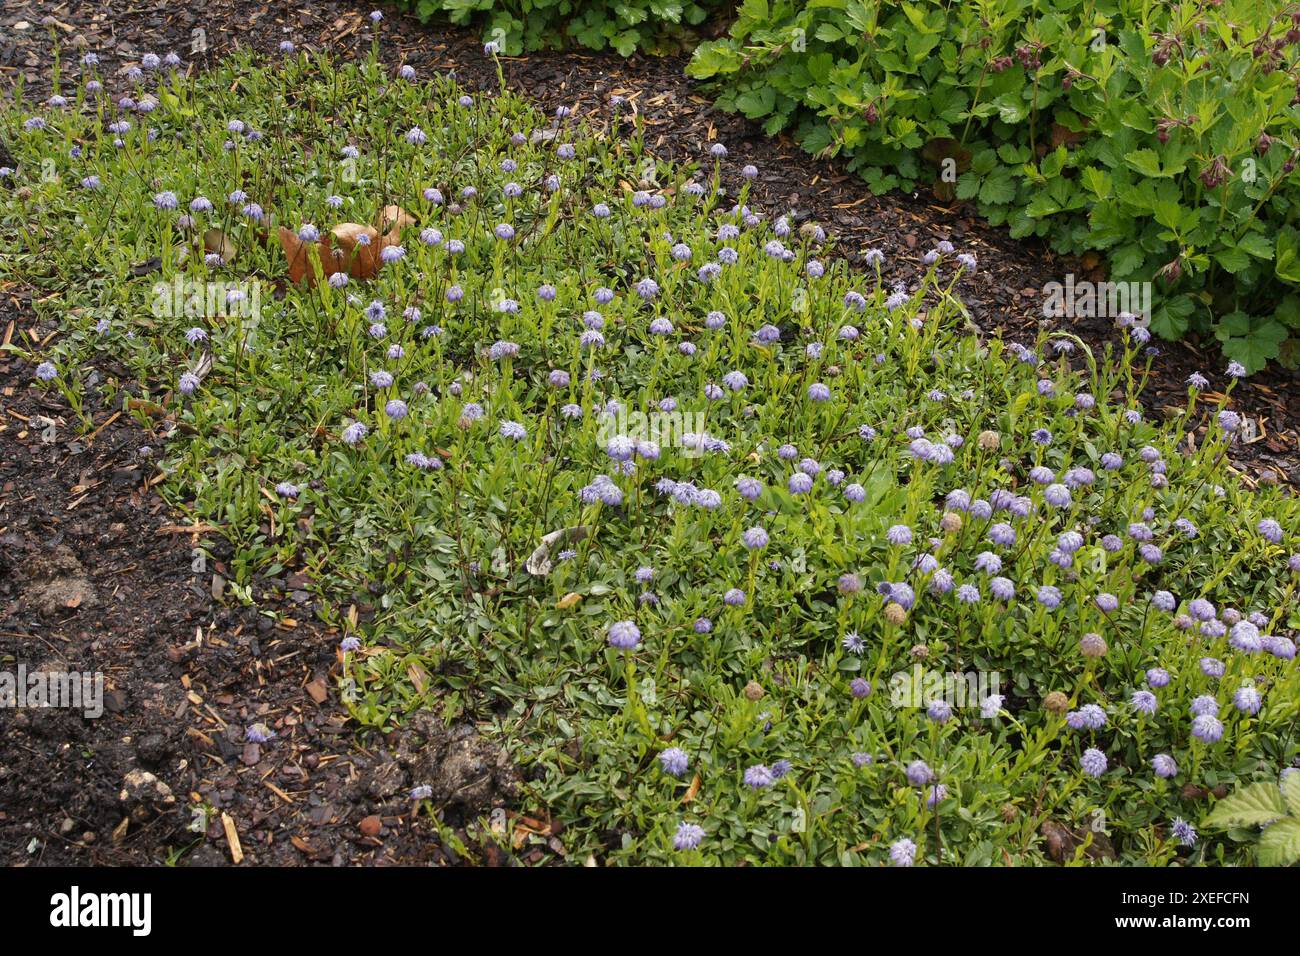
[970,148,998,175]
[1109,242,1146,277]
[687,42,741,79]
[1238,231,1273,260]
[1258,818,1300,867]
[1080,166,1111,198]
[997,143,1029,165]
[1284,773,1300,818]
[1214,246,1250,274]
[1276,228,1300,283]
[955,174,980,201]
[1025,191,1062,218]
[978,168,1016,205]
[734,85,776,119]
[613,31,640,57]
[992,93,1027,124]
[1125,149,1167,178]
[1220,319,1288,373]
[1204,782,1287,829]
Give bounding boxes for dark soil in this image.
[0,290,519,866]
[0,0,1295,867]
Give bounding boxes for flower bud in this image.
[1080,632,1108,658]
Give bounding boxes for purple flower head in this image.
[1192,714,1224,743]
[606,620,641,650]
[989,523,1016,548]
[1037,585,1062,610]
[1229,621,1262,653]
[889,838,917,867]
[1171,818,1197,847]
[1257,518,1283,544]
[1044,483,1072,508]
[905,760,934,787]
[1233,685,1262,715]
[743,764,774,789]
[245,722,276,744]
[673,822,704,850]
[1080,748,1107,777]
[659,748,689,777]
[1152,753,1178,778]
[886,524,913,546]
[927,699,953,723]
[1131,690,1157,715]
[1146,667,1171,688]
[989,577,1015,601]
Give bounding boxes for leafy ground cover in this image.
[2,37,1299,865]
[395,0,723,56]
[5,3,1297,487]
[690,0,1300,371]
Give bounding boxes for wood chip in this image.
[221,811,243,864]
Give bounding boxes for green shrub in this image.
[399,0,721,55]
[690,0,1300,370]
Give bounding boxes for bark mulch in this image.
[0,0,1295,867]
